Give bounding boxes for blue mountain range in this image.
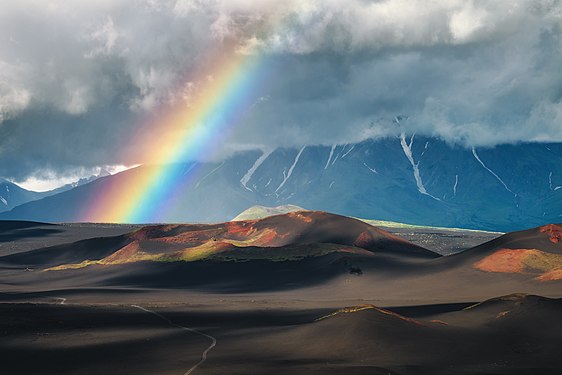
[1,136,560,232]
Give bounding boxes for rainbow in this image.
[81,45,270,223]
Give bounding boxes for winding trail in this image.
[55,297,66,305]
[131,304,216,375]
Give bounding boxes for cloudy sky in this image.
[1,0,561,190]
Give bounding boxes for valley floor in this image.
[1,291,561,375]
[0,221,560,374]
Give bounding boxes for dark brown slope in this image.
[0,221,140,258]
[2,294,561,375]
[210,294,562,374]
[457,293,562,327]
[432,224,562,281]
[458,223,562,256]
[0,303,213,375]
[0,234,131,268]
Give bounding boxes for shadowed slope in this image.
[435,293,562,330]
[0,235,131,268]
[230,294,562,373]
[2,294,562,374]
[466,224,562,256]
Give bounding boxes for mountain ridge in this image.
[0,171,109,213]
[1,137,561,231]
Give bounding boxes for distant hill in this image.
[275,294,562,373]
[234,205,499,235]
[33,211,437,271]
[232,205,305,221]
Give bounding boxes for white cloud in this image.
[15,174,83,192]
[0,0,561,178]
[449,2,487,42]
[14,164,136,192]
[0,61,31,122]
[0,87,30,123]
[84,16,120,58]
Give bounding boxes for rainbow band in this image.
[81,48,268,223]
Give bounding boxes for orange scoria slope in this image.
[473,225,562,280]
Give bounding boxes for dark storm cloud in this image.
[1,0,561,181]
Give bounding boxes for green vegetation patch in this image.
[523,251,562,272]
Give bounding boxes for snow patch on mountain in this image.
[400,133,440,201]
[472,147,516,197]
[363,162,378,174]
[331,148,342,166]
[421,141,429,156]
[325,144,336,169]
[453,174,458,197]
[341,145,355,158]
[182,162,197,176]
[548,171,561,191]
[240,150,272,191]
[196,162,225,189]
[275,146,306,193]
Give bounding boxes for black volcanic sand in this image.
[1,294,561,374]
[383,226,501,255]
[1,220,562,374]
[0,221,141,257]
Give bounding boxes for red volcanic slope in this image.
[540,224,562,244]
[45,211,438,270]
[539,268,562,281]
[474,248,534,274]
[459,224,562,280]
[124,211,438,258]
